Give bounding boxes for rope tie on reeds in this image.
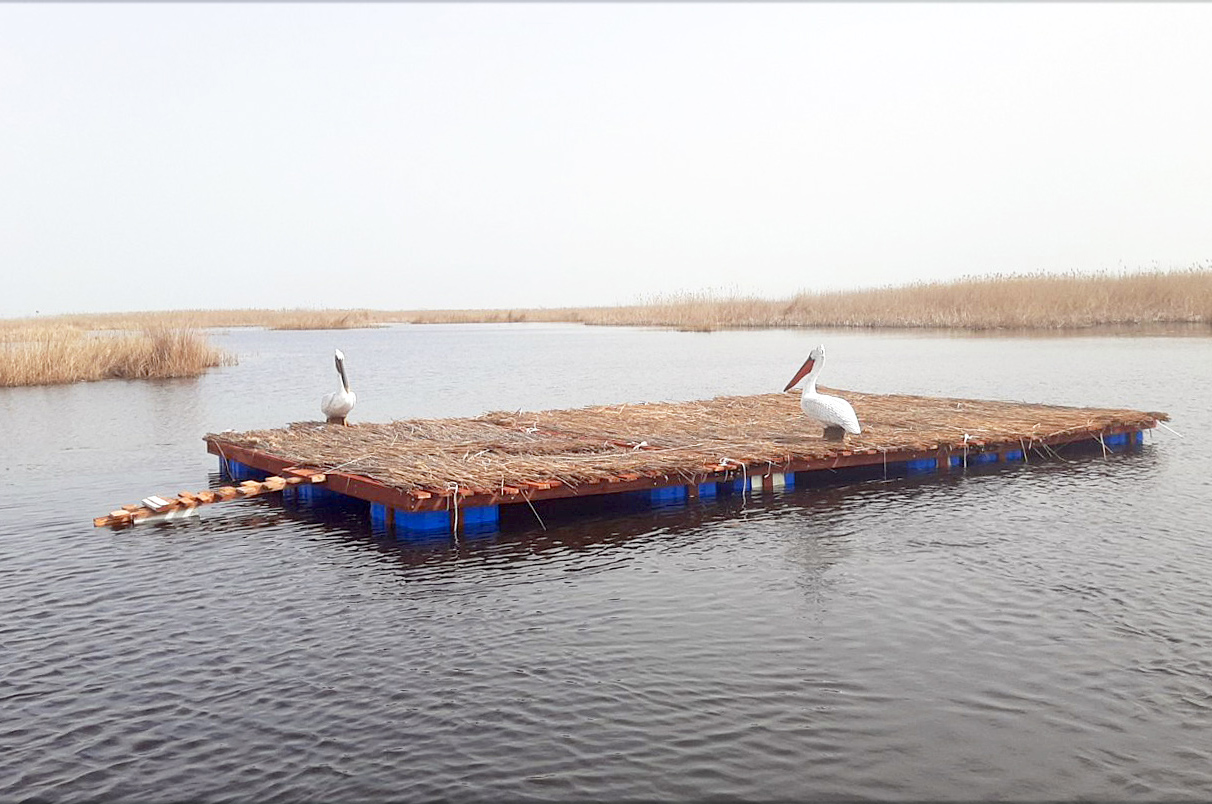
[719,457,747,509]
[523,493,546,531]
[1036,441,1068,463]
[1155,420,1183,438]
[447,482,460,535]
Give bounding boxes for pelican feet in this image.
[326,415,349,426]
[823,425,847,442]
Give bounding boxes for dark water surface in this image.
[2,324,1210,801]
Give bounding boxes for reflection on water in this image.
[1,324,1210,801]
[206,470,862,578]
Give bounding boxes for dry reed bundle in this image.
[207,391,1166,496]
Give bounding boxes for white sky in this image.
[2,3,1210,317]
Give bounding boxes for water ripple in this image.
[3,329,1212,801]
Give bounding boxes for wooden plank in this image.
[96,457,331,527]
[280,468,327,484]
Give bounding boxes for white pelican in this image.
[783,344,861,441]
[321,349,356,426]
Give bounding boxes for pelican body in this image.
[321,349,356,425]
[783,345,861,440]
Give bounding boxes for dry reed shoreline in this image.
[0,327,232,388]
[5,268,1210,333]
[2,269,1209,387]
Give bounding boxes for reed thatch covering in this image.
[205,390,1167,496]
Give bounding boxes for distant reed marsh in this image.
[348,267,1212,331]
[267,309,377,330]
[6,308,381,333]
[8,270,1209,335]
[2,269,1209,387]
[392,268,1212,330]
[574,268,1212,331]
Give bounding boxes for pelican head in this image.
[783,344,826,392]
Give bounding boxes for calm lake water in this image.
[2,323,1211,801]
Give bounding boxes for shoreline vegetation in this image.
[0,326,232,388]
[2,269,1209,387]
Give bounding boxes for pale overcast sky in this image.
[2,3,1210,317]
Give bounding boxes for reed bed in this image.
[268,309,377,330]
[574,268,1212,330]
[6,268,1210,335]
[0,308,383,333]
[208,391,1165,495]
[0,326,233,387]
[378,267,1212,330]
[780,268,1212,330]
[396,309,557,325]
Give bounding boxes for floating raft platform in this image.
[201,389,1167,537]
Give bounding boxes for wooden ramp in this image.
[189,389,1166,535]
